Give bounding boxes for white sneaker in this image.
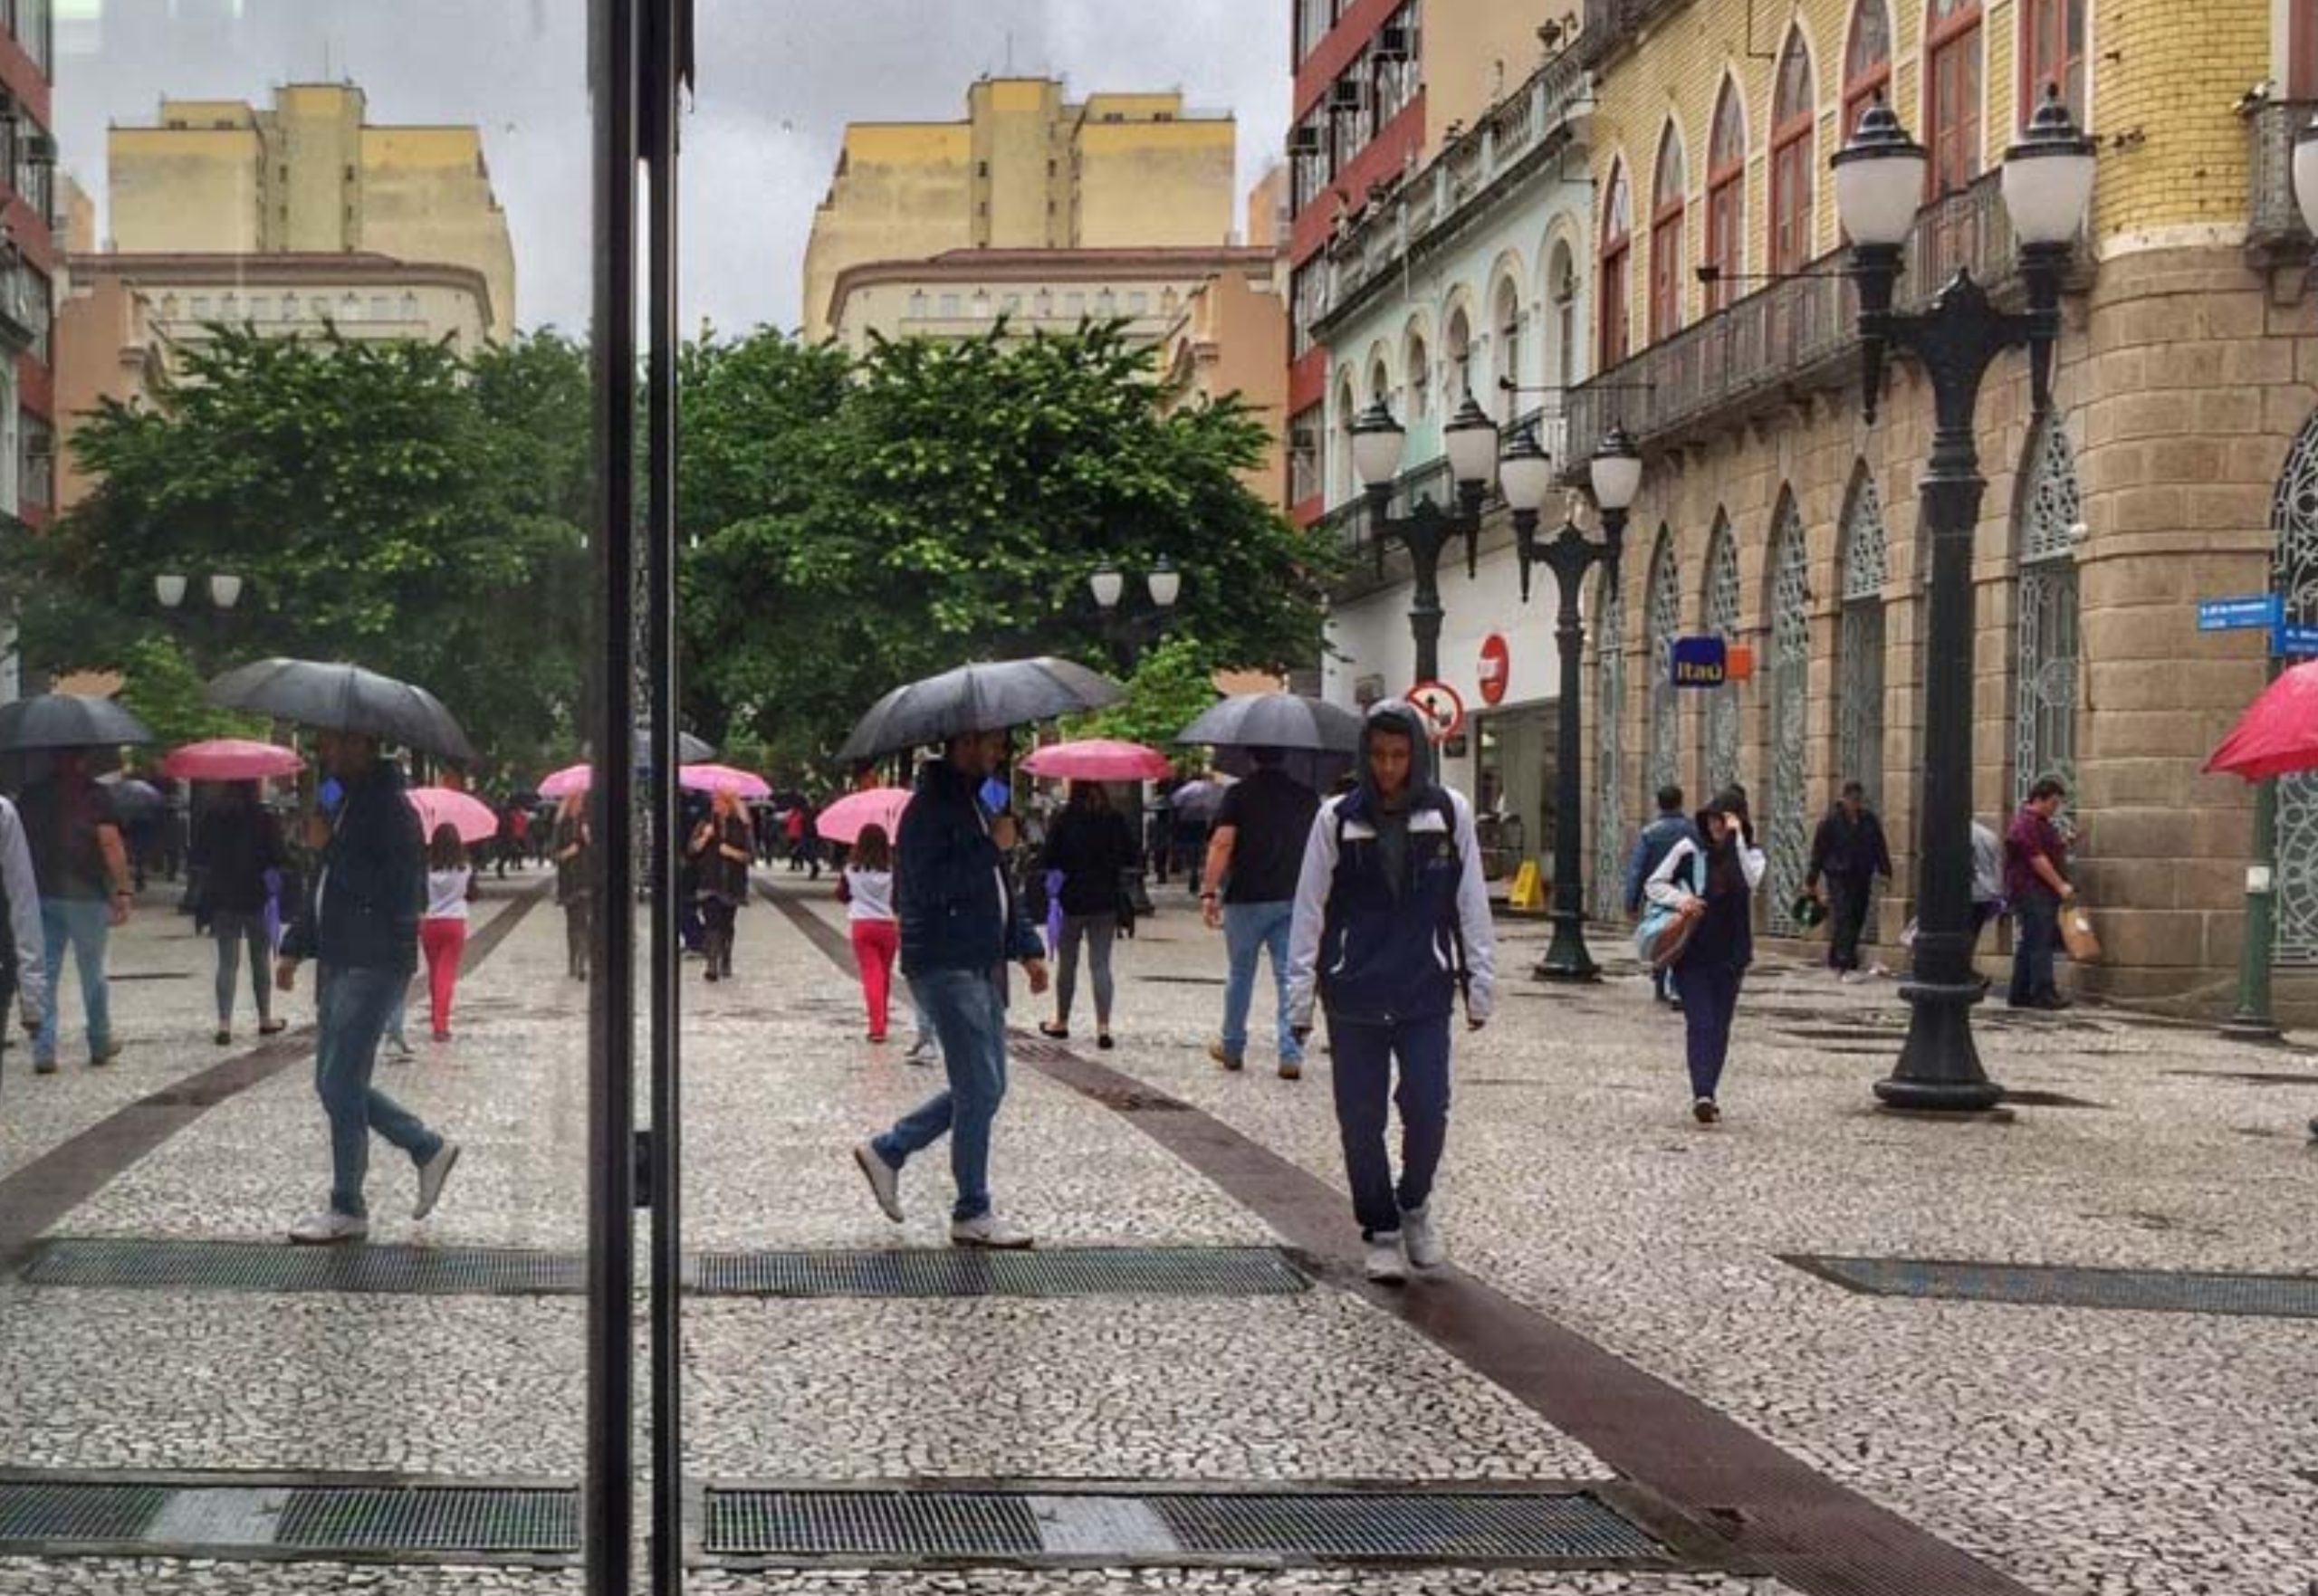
[853,1142,904,1222]
[289,1210,369,1245]
[950,1212,1034,1250]
[1364,1232,1409,1284]
[413,1142,461,1220]
[1401,1206,1445,1270]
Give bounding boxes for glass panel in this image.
[2016,416,2083,811]
[1846,0,1892,85]
[1595,569,1627,912]
[1837,473,1890,811]
[1702,521,1741,795]
[1766,500,1813,933]
[1647,530,1682,796]
[2273,411,2318,961]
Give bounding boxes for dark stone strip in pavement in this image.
[765,877,2044,1596]
[0,886,544,1271]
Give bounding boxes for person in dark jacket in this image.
[1285,702,1497,1285]
[689,787,753,982]
[275,732,459,1245]
[1647,791,1767,1124]
[853,728,1049,1250]
[1622,785,1698,1006]
[551,791,592,981]
[1036,781,1137,1048]
[21,750,133,1073]
[190,780,288,1045]
[1806,780,1894,980]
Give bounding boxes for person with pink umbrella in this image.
[1034,781,1139,1049]
[188,781,290,1046]
[689,787,754,982]
[420,824,478,1042]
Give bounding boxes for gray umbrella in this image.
[0,693,154,751]
[207,659,478,763]
[837,657,1123,764]
[678,731,716,763]
[1175,693,1363,754]
[99,776,166,820]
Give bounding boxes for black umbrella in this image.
[98,775,167,820]
[1175,693,1363,754]
[206,659,477,763]
[837,658,1123,764]
[0,693,154,751]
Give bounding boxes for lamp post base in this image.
[1532,911,1601,982]
[1874,975,2003,1113]
[2219,1014,2285,1045]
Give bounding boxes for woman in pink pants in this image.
[420,824,475,1044]
[841,824,899,1043]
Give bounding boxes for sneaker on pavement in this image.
[853,1142,904,1222]
[1207,1041,1244,1072]
[414,1142,462,1220]
[290,1210,369,1245]
[32,1056,56,1075]
[1278,1058,1303,1081]
[90,1043,120,1067]
[1401,1205,1445,1269]
[950,1212,1034,1249]
[1364,1232,1409,1285]
[1692,1096,1721,1125]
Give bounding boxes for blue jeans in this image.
[873,968,1009,1221]
[2009,889,2060,1005]
[1674,958,1744,1101]
[315,965,443,1219]
[35,898,112,1065]
[1221,900,1299,1064]
[1327,1012,1451,1238]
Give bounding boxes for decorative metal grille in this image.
[1646,530,1681,798]
[1836,472,1888,808]
[1766,501,1812,934]
[2273,411,2318,962]
[1703,519,1741,795]
[2014,418,2082,812]
[1593,571,1627,911]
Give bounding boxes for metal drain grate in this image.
[19,1238,583,1296]
[691,1247,1308,1299]
[0,1482,167,1542]
[711,1490,1043,1557]
[1154,1492,1665,1562]
[1786,1255,2318,1319]
[275,1486,578,1553]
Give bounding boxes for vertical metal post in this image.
[586,0,639,1588]
[2223,652,2284,1042]
[1532,521,1612,982]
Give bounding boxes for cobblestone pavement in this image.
[0,869,2308,1593]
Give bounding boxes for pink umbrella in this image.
[159,739,303,782]
[407,787,499,846]
[816,786,911,846]
[678,763,771,799]
[540,763,593,799]
[1020,739,1173,782]
[2205,660,2318,781]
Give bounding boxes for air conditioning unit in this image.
[1331,80,1364,113]
[1375,26,1411,62]
[1287,126,1321,157]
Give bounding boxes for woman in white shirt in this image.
[1643,791,1766,1124]
[840,823,899,1043]
[420,824,475,1044]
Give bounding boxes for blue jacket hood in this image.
[1351,700,1438,817]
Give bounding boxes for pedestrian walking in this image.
[276,731,459,1244]
[1647,792,1767,1125]
[1622,785,1699,1006]
[1806,780,1894,980]
[1202,746,1320,1080]
[0,790,50,1085]
[1284,702,1497,1285]
[690,788,752,982]
[19,750,132,1073]
[1969,820,2005,945]
[783,804,809,873]
[2005,778,2075,1010]
[552,791,592,981]
[420,824,475,1043]
[853,728,1050,1249]
[841,823,900,1042]
[1036,780,1137,1048]
[189,780,290,1046]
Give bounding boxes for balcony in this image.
[1561,172,2073,473]
[1317,408,1567,602]
[2246,99,2316,268]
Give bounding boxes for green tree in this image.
[113,634,266,750]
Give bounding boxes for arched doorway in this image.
[1702,514,1741,794]
[2015,415,2082,807]
[1593,566,1627,909]
[1645,528,1681,797]
[2272,413,2318,960]
[1837,468,1889,808]
[1766,493,1813,933]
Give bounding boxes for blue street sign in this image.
[2198,595,2280,632]
[2277,623,2318,657]
[1670,636,1728,688]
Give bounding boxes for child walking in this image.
[420,824,475,1044]
[842,824,900,1043]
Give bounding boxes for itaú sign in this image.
[1670,636,1729,687]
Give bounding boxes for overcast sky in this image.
[53,0,1288,338]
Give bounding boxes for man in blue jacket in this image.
[1285,702,1496,1285]
[275,731,459,1245]
[854,726,1049,1249]
[1623,784,1698,1005]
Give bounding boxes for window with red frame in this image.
[1925,0,1983,197]
[1843,0,1892,139]
[1651,123,1687,342]
[1771,28,1815,274]
[2296,0,2318,99]
[2020,0,2085,125]
[1705,81,1745,312]
[1600,160,1633,368]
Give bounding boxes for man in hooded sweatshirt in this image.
[1285,702,1497,1284]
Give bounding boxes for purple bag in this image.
[1044,868,1066,958]
[262,868,283,954]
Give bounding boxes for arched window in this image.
[1405,329,1431,421]
[1925,0,1984,197]
[1702,515,1742,793]
[1599,161,1633,368]
[2270,410,2318,959]
[1771,28,1816,274]
[1334,374,1360,503]
[1548,241,1579,389]
[1844,0,1892,139]
[1705,81,1746,313]
[1369,355,1392,405]
[2020,0,2085,125]
[1765,494,1813,934]
[1837,468,1890,810]
[1493,276,1523,422]
[1646,529,1682,796]
[1593,566,1628,912]
[2015,416,2083,807]
[1446,303,1473,398]
[1650,123,1687,342]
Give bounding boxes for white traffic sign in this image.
[1406,678,1466,742]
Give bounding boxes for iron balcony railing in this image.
[2246,99,2317,266]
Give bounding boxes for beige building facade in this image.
[1159,254,1290,508]
[107,83,516,339]
[802,78,1237,339]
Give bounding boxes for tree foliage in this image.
[1066,635,1224,773]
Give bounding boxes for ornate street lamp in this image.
[1353,395,1499,685]
[1087,556,1180,669]
[1833,86,2095,1112]
[1510,424,1641,982]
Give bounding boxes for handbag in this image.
[2059,900,2101,962]
[1633,849,1704,971]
